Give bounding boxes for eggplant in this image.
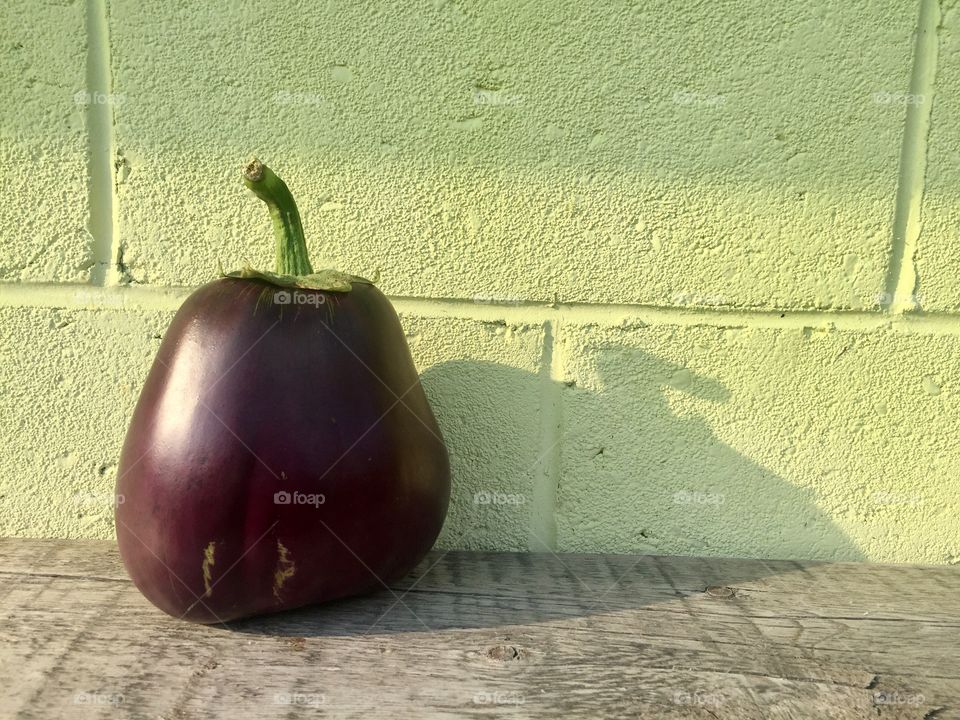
[115,159,450,623]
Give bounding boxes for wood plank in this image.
[0,539,957,718]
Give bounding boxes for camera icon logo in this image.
[274,290,292,305]
[274,491,292,505]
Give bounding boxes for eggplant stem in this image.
[243,158,313,276]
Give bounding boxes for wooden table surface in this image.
[1,538,958,719]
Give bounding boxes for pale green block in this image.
[401,314,546,551]
[914,5,960,311]
[109,1,912,309]
[1,302,546,549]
[0,1,90,282]
[0,306,170,538]
[556,322,960,563]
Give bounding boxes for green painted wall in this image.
[1,0,958,563]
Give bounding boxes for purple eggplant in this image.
[115,159,450,623]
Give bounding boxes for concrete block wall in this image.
[2,0,958,563]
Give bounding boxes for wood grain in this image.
[0,538,957,719]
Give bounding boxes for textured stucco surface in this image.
[108,0,914,309]
[915,2,960,311]
[0,1,90,282]
[0,306,169,537]
[556,322,960,563]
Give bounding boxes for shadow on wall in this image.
[231,349,864,637]
[419,351,864,564]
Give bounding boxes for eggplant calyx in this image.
[221,263,375,292]
[243,157,311,277]
[240,157,375,292]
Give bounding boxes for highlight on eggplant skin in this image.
[114,159,451,624]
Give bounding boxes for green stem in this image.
[243,158,313,276]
